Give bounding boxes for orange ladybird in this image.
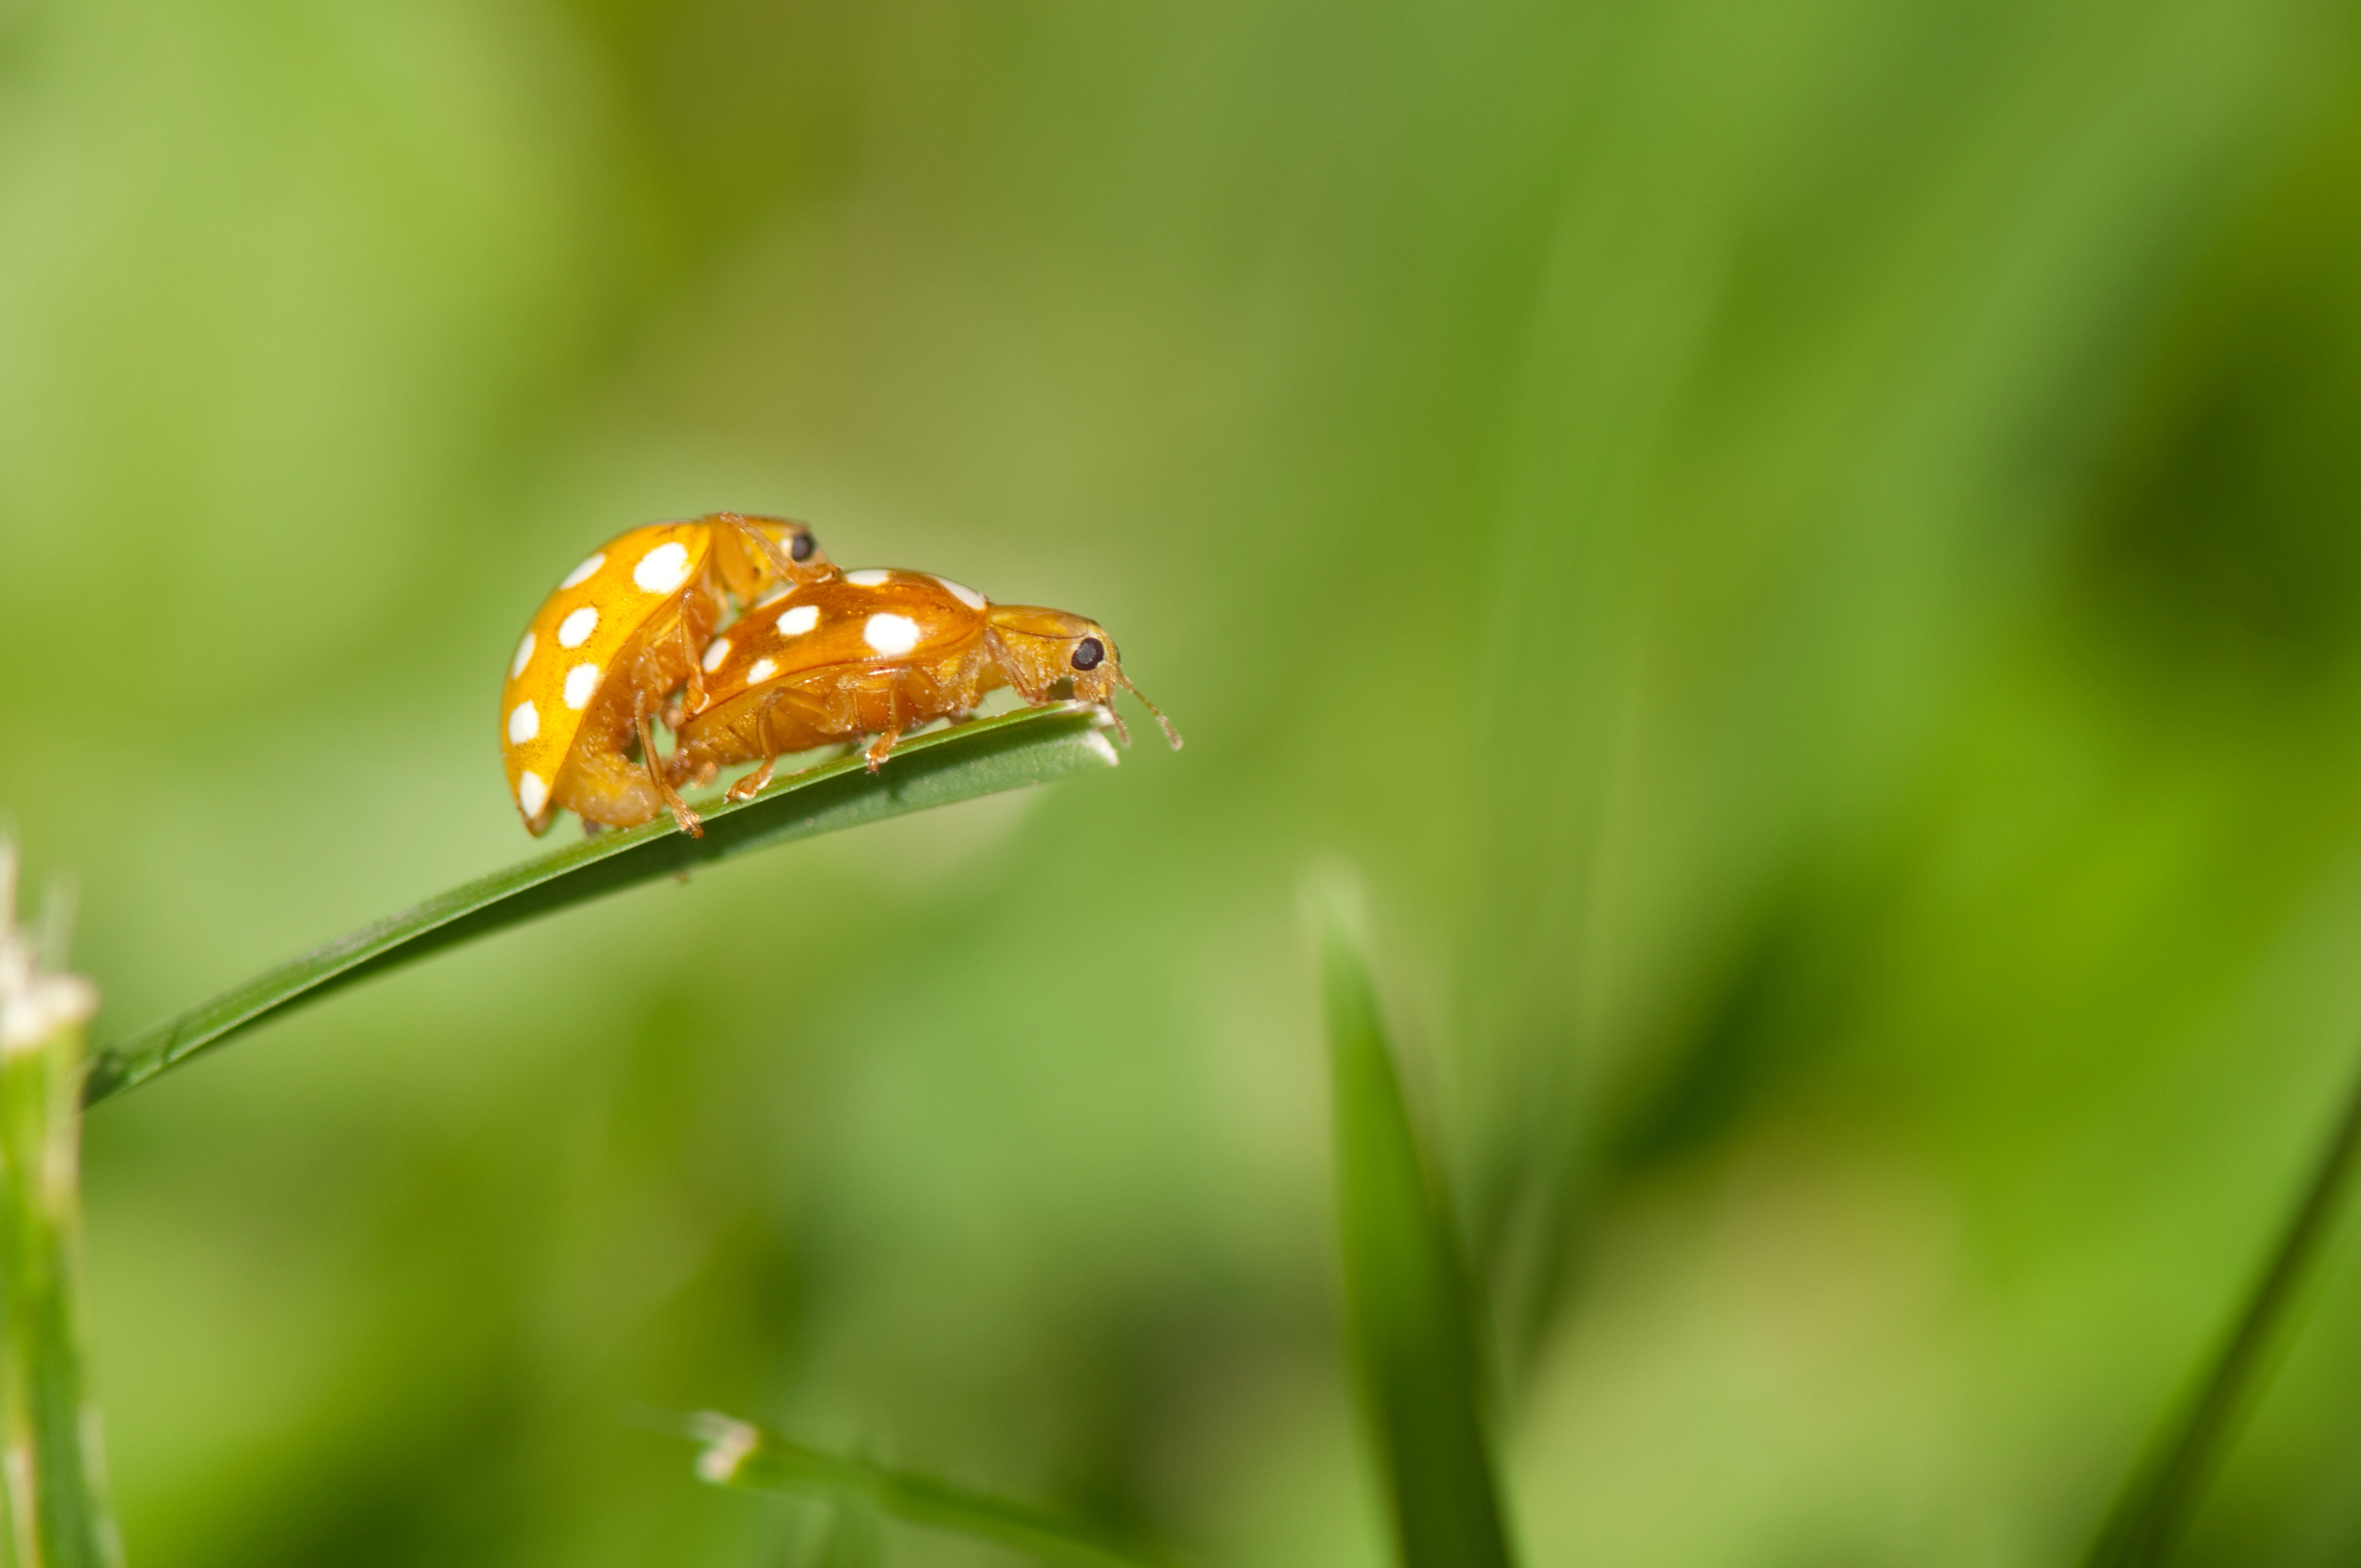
[666,567,1180,820]
[499,514,831,836]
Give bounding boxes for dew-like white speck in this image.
[695,1419,760,1485]
[508,701,539,744]
[518,770,548,818]
[510,631,536,679]
[701,638,732,672]
[747,657,777,683]
[634,541,692,594]
[557,606,599,647]
[863,613,921,656]
[559,552,605,589]
[1081,729,1123,768]
[933,576,987,611]
[776,604,820,636]
[844,568,891,587]
[563,663,601,710]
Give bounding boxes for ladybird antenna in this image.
[1115,670,1183,750]
[725,514,812,584]
[1095,700,1131,747]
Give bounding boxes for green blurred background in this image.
[6,0,2361,1562]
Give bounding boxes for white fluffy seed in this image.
[563,663,600,710]
[508,701,539,744]
[510,631,536,679]
[559,552,605,589]
[518,770,548,818]
[863,613,921,656]
[634,540,692,593]
[775,604,819,636]
[557,605,599,647]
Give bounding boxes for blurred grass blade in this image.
[2083,1038,2361,1567]
[682,1412,1173,1568]
[85,705,1124,1106]
[0,843,123,1568]
[807,1499,886,1568]
[1323,905,1516,1568]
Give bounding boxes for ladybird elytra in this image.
[666,568,1179,816]
[498,514,831,837]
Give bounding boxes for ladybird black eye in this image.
[790,531,816,562]
[1071,636,1106,672]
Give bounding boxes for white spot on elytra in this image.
[518,770,548,818]
[507,701,539,744]
[559,552,605,589]
[557,606,599,647]
[934,576,986,611]
[863,613,921,656]
[746,657,777,683]
[776,604,819,636]
[844,568,891,587]
[701,638,732,672]
[634,541,692,594]
[563,663,600,710]
[510,631,536,679]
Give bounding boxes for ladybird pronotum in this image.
[499,514,830,837]
[667,567,1180,813]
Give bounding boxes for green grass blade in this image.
[807,1500,888,1568]
[0,847,123,1568]
[84,705,1124,1107]
[2082,1038,2361,1567]
[679,1412,1175,1568]
[1323,909,1516,1568]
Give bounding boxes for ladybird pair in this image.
[499,514,1178,837]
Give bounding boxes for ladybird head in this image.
[988,605,1181,749]
[709,513,833,603]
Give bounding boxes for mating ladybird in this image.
[667,567,1180,816]
[499,514,830,836]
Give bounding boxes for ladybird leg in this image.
[725,703,782,801]
[861,675,911,772]
[637,708,704,838]
[676,616,710,716]
[725,757,777,801]
[983,632,1068,712]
